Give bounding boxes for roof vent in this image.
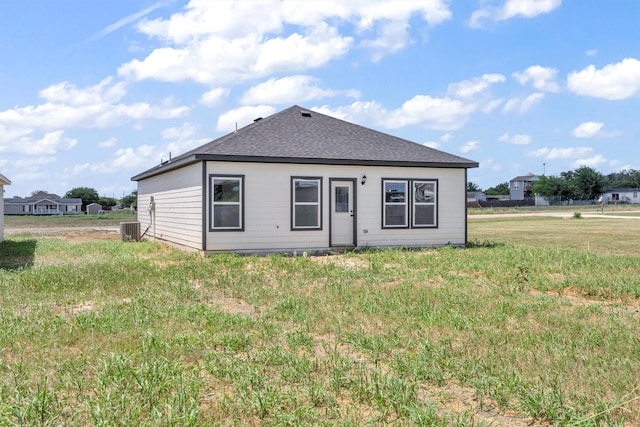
[253,117,263,122]
[300,111,312,117]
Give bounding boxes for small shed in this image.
[0,173,11,242]
[86,203,103,215]
[131,105,479,254]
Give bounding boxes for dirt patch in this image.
[531,287,640,316]
[54,230,121,242]
[205,291,256,316]
[310,254,370,270]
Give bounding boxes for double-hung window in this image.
[382,178,438,228]
[292,177,322,230]
[211,175,243,231]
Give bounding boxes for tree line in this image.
[469,167,640,201]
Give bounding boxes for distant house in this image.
[0,173,10,242]
[467,191,487,203]
[601,188,640,204]
[4,191,82,215]
[510,173,539,200]
[131,105,479,254]
[86,203,103,215]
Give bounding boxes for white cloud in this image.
[161,122,208,155]
[39,77,126,105]
[586,49,598,56]
[240,75,359,105]
[460,141,479,153]
[572,154,606,168]
[423,141,441,149]
[470,0,562,28]
[98,137,117,148]
[447,73,505,98]
[502,93,545,114]
[216,105,277,132]
[199,88,229,107]
[382,96,476,130]
[1,130,77,155]
[424,131,456,148]
[111,145,157,169]
[513,65,560,92]
[317,96,475,131]
[498,133,532,145]
[572,121,621,138]
[119,1,451,85]
[0,78,189,133]
[567,58,640,100]
[83,0,171,44]
[528,146,593,159]
[162,122,196,141]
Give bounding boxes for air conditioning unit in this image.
[120,221,141,242]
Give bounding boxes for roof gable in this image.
[133,105,478,181]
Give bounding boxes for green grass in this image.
[468,204,639,215]
[0,216,639,425]
[4,211,135,228]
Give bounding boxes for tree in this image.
[532,175,571,201]
[466,181,481,192]
[122,190,137,209]
[484,182,509,195]
[65,187,99,210]
[570,166,607,201]
[98,197,118,207]
[607,169,640,188]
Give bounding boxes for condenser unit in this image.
[120,221,141,242]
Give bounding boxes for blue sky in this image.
[1,0,639,199]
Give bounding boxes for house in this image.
[0,173,10,243]
[131,105,479,254]
[509,173,539,200]
[86,203,103,215]
[601,188,640,204]
[4,191,82,215]
[467,191,487,203]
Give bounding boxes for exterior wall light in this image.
[361,174,367,185]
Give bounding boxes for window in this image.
[382,179,438,228]
[413,181,437,227]
[383,180,408,227]
[210,175,243,230]
[292,177,322,229]
[513,181,520,189]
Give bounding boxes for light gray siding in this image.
[204,161,467,253]
[137,162,203,251]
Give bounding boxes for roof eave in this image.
[132,154,478,181]
[131,155,201,181]
[196,154,479,168]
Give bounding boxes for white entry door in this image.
[331,180,355,246]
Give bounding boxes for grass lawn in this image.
[4,211,136,229]
[0,215,638,425]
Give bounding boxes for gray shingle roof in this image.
[132,105,478,181]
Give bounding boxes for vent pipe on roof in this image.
[254,117,263,122]
[301,111,312,117]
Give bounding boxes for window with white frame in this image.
[382,178,438,228]
[210,175,243,230]
[292,177,322,230]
